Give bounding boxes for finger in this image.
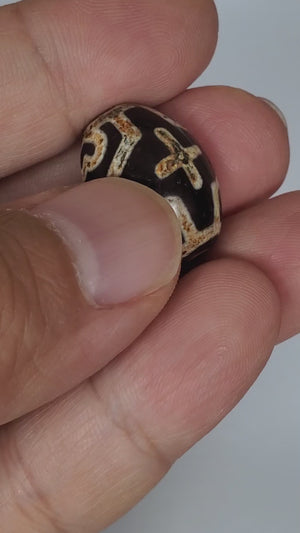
[0,142,81,205]
[0,0,218,177]
[160,86,290,214]
[1,87,289,213]
[0,259,279,532]
[211,191,300,343]
[0,178,182,424]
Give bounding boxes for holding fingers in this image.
[0,0,297,532]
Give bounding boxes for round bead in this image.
[81,104,222,273]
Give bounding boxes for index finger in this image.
[0,0,218,177]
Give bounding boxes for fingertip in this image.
[170,257,281,454]
[108,256,281,462]
[160,86,290,214]
[259,97,288,129]
[181,256,281,350]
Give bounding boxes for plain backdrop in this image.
[0,1,299,533]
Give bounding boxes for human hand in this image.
[0,1,296,532]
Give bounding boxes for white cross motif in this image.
[154,128,203,190]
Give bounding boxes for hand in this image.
[0,1,295,531]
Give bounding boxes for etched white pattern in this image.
[107,122,141,176]
[154,128,203,190]
[81,130,108,179]
[82,105,142,179]
[167,181,221,257]
[82,104,195,181]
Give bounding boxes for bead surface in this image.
[81,104,222,273]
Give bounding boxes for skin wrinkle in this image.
[0,428,69,533]
[15,1,78,142]
[4,381,166,532]
[88,375,172,473]
[0,210,82,421]
[126,262,277,410]
[212,193,300,341]
[0,251,20,381]
[0,228,54,420]
[1,215,47,324]
[0,7,39,88]
[0,226,38,373]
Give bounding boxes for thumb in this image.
[0,177,181,424]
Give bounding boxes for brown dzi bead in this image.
[81,104,222,274]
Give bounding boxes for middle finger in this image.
[0,0,218,178]
[0,87,289,212]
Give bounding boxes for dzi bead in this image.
[81,104,222,274]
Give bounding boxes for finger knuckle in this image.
[0,428,69,532]
[88,376,172,474]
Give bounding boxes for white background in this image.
[0,1,299,532]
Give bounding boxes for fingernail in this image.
[31,178,182,306]
[260,97,287,128]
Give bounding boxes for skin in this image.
[0,0,296,531]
